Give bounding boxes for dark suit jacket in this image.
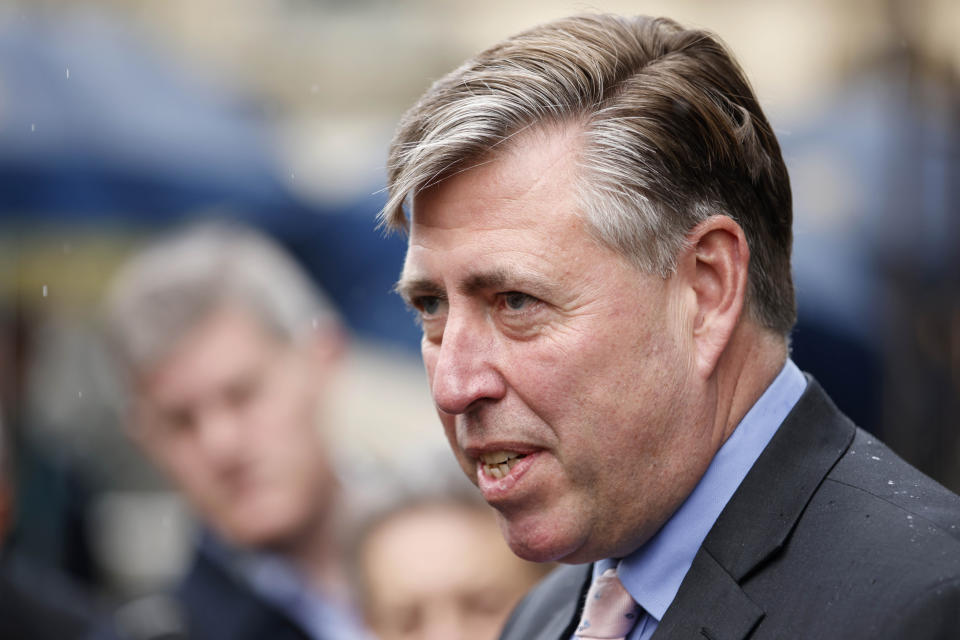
[174,547,313,640]
[0,553,97,640]
[90,545,312,640]
[500,379,960,640]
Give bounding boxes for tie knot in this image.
[575,568,641,640]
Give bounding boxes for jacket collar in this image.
[652,378,855,639]
[501,563,592,640]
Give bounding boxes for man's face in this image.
[399,127,718,563]
[133,307,337,550]
[360,503,546,640]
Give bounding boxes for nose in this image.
[428,312,506,415]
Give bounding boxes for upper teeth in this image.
[480,451,521,465]
[480,451,525,479]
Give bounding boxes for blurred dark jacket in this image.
[88,543,312,640]
[0,551,98,640]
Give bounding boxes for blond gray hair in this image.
[382,14,795,334]
[105,221,339,374]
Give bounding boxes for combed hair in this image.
[104,221,339,374]
[382,14,795,334]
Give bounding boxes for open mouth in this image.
[479,451,528,479]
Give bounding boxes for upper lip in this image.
[464,442,542,461]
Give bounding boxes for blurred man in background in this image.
[354,466,551,640]
[97,222,373,640]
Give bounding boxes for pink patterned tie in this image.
[574,568,642,640]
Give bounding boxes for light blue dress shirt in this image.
[203,534,376,640]
[572,359,807,640]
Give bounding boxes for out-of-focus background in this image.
[0,0,957,603]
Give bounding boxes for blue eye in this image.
[419,296,441,315]
[504,292,532,310]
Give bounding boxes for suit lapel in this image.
[500,563,591,640]
[537,564,592,640]
[179,546,313,640]
[652,379,854,640]
[653,549,763,640]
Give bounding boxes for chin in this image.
[220,508,302,551]
[220,524,285,550]
[501,518,586,564]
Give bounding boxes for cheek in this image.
[146,435,199,481]
[518,322,673,455]
[439,414,476,478]
[505,327,619,424]
[246,392,324,491]
[255,374,317,433]
[161,450,216,504]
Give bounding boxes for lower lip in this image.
[475,452,539,502]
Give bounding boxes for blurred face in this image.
[133,307,337,550]
[360,503,546,640]
[399,127,718,564]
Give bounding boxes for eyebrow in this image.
[461,269,509,295]
[394,277,445,304]
[396,267,556,303]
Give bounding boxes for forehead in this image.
[416,124,581,225]
[400,126,594,286]
[138,307,280,403]
[363,504,518,590]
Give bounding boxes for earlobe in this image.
[684,216,749,377]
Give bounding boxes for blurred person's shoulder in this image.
[86,542,315,640]
[0,551,98,640]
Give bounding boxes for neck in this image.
[276,494,351,602]
[711,323,788,446]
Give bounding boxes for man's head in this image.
[390,15,795,564]
[356,492,549,640]
[384,14,794,334]
[105,222,343,553]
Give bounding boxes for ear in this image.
[676,215,749,378]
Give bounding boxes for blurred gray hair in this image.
[104,221,339,375]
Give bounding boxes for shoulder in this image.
[697,377,960,638]
[827,427,960,535]
[500,564,591,640]
[93,544,312,640]
[0,561,96,640]
[744,426,960,638]
[878,574,960,639]
[805,426,960,560]
[175,546,312,640]
[819,426,960,578]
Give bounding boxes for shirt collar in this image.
[606,359,807,622]
[200,533,375,640]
